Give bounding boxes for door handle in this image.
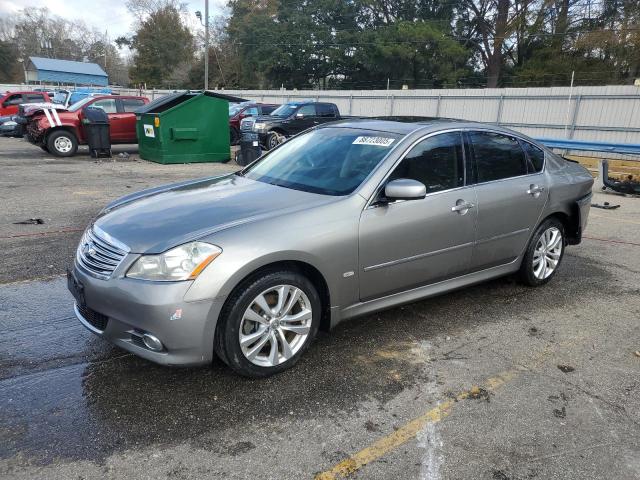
[527,184,545,196]
[451,200,475,214]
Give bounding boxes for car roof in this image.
[322,117,531,138]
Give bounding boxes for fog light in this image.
[142,333,163,351]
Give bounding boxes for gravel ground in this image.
[0,137,638,480]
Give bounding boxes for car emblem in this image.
[83,242,96,257]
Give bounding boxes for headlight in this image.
[126,242,221,281]
[253,122,266,132]
[4,121,17,126]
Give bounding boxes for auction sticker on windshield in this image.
[352,136,395,147]
[143,124,155,138]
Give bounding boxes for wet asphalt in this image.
[0,139,639,479]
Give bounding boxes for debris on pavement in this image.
[634,351,640,358]
[467,386,491,402]
[553,406,567,418]
[13,218,45,225]
[557,365,575,373]
[591,202,620,210]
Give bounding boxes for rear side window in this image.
[521,140,545,173]
[121,98,146,112]
[244,106,259,116]
[261,105,277,115]
[25,93,46,102]
[389,132,465,194]
[317,104,337,118]
[469,131,527,182]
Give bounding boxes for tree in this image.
[128,5,194,87]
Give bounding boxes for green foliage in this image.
[0,41,20,83]
[128,6,194,87]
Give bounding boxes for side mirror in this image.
[384,179,426,201]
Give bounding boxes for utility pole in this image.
[204,0,209,91]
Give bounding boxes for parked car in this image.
[229,102,278,145]
[22,95,148,156]
[0,115,21,137]
[244,101,343,149]
[50,88,113,108]
[68,119,593,377]
[0,90,51,116]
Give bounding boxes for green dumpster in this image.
[135,91,247,164]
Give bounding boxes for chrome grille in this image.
[240,117,255,132]
[76,226,129,279]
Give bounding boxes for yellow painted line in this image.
[314,369,519,480]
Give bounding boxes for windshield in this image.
[242,127,401,196]
[269,104,297,117]
[52,92,68,104]
[68,97,94,112]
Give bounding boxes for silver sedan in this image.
[68,119,593,377]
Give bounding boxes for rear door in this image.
[117,98,147,142]
[467,130,548,271]
[316,103,338,125]
[359,131,477,300]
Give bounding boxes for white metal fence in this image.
[4,83,640,157]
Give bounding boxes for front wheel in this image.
[47,130,78,157]
[518,218,565,286]
[266,131,285,150]
[215,270,320,377]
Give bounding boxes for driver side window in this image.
[91,99,117,114]
[297,105,316,116]
[389,132,465,194]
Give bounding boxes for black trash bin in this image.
[83,106,111,158]
[236,132,261,166]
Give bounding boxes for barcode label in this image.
[352,136,395,147]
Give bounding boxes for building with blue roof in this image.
[25,57,109,86]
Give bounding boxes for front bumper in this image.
[69,263,224,366]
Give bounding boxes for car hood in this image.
[94,174,336,253]
[21,103,68,117]
[254,115,288,123]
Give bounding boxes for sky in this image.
[0,0,228,39]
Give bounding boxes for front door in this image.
[359,131,477,301]
[291,104,317,133]
[89,98,122,141]
[467,130,548,271]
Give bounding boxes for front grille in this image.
[76,226,129,279]
[240,117,255,132]
[77,304,109,331]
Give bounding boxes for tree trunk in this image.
[486,0,510,88]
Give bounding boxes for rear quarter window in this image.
[521,140,545,173]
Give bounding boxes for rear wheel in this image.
[518,218,565,286]
[215,270,320,377]
[47,130,78,157]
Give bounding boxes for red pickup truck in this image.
[0,91,51,116]
[228,102,278,144]
[24,95,148,157]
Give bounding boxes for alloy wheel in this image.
[532,226,563,280]
[239,285,312,367]
[54,136,73,153]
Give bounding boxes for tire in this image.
[215,270,321,378]
[518,217,565,286]
[47,130,78,157]
[230,126,239,145]
[266,131,285,150]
